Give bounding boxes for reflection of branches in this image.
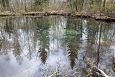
[39,47,47,64]
[26,33,33,60]
[65,18,82,69]
[0,33,4,52]
[34,18,50,64]
[67,43,78,69]
[13,29,22,64]
[112,52,115,72]
[96,24,102,66]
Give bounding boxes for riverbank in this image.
[0,11,115,22]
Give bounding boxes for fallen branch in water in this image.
[92,67,109,77]
[83,57,109,77]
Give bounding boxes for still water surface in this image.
[0,16,115,77]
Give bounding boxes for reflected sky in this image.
[0,16,115,77]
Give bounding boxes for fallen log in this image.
[0,12,115,22]
[95,17,115,22]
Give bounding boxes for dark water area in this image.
[0,16,115,77]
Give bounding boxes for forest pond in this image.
[0,16,115,77]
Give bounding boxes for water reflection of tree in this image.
[34,17,50,64]
[4,17,14,38]
[85,20,99,62]
[0,17,50,64]
[13,30,21,64]
[0,17,14,55]
[64,18,82,69]
[0,17,22,64]
[85,20,114,65]
[96,22,113,66]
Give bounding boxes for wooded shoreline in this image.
[0,12,115,22]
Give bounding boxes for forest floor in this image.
[0,11,115,22]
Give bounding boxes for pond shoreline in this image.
[0,12,115,22]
